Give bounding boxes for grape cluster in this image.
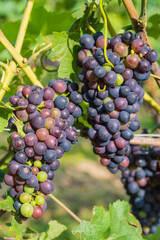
[4,79,82,220]
[77,31,158,173]
[122,145,160,235]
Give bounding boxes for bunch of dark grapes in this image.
[122,145,160,235]
[4,79,82,220]
[77,31,158,173]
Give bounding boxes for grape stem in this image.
[140,0,147,28]
[130,137,160,147]
[0,151,12,167]
[0,30,43,88]
[88,25,96,34]
[0,0,43,102]
[49,194,82,224]
[143,91,160,114]
[99,0,114,68]
[122,0,160,87]
[27,43,52,64]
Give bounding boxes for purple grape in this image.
[15,151,28,164]
[40,180,54,194]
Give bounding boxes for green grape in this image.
[103,63,112,72]
[20,203,33,217]
[37,171,47,182]
[24,185,34,194]
[115,74,124,86]
[35,195,45,206]
[103,97,113,105]
[34,160,42,168]
[31,200,36,207]
[19,192,31,204]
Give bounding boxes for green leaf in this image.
[0,195,15,212]
[147,14,160,39]
[29,7,76,35]
[44,220,67,239]
[0,103,13,133]
[51,31,80,81]
[9,217,26,240]
[73,200,144,240]
[108,200,143,240]
[0,170,4,189]
[24,220,67,240]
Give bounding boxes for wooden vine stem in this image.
[0,0,43,102]
[130,137,160,147]
[122,0,160,87]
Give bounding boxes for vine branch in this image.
[0,151,12,167]
[0,0,43,102]
[0,30,42,88]
[49,194,82,224]
[27,43,52,64]
[143,91,160,114]
[15,0,34,53]
[122,0,160,87]
[130,137,160,147]
[99,0,114,68]
[140,0,147,28]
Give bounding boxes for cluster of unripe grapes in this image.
[77,31,158,173]
[122,145,160,235]
[4,79,83,220]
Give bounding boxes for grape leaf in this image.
[147,14,160,39]
[29,6,76,35]
[73,200,144,240]
[51,31,80,81]
[0,195,15,212]
[44,220,67,239]
[23,220,67,240]
[9,217,26,240]
[0,170,4,189]
[0,102,13,132]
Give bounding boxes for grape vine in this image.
[0,0,160,239]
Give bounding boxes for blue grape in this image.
[44,150,57,163]
[17,165,32,180]
[127,181,139,194]
[104,101,115,113]
[107,119,121,134]
[114,63,125,73]
[108,52,120,65]
[95,48,105,64]
[59,139,72,152]
[121,129,134,140]
[54,95,68,110]
[93,66,106,78]
[147,49,158,63]
[119,111,130,123]
[80,34,95,49]
[28,91,43,105]
[15,151,28,164]
[103,71,117,85]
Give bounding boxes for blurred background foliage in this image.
[0,0,160,239]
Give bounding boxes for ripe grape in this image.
[32,206,43,219]
[28,91,43,105]
[30,114,45,130]
[40,180,54,194]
